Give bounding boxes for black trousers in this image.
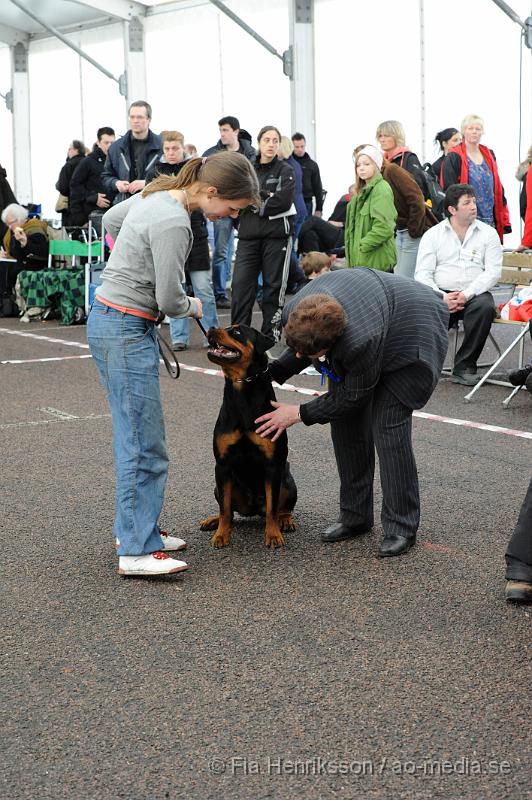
[231,237,292,344]
[298,217,343,254]
[447,291,495,372]
[330,384,420,539]
[505,477,532,581]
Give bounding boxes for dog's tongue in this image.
[209,345,239,359]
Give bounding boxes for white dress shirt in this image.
[415,218,502,301]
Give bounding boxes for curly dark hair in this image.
[284,295,347,354]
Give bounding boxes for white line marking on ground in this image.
[38,407,79,420]
[1,355,93,365]
[0,413,111,430]
[1,329,530,440]
[0,327,89,348]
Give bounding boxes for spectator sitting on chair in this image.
[69,127,116,227]
[298,186,354,255]
[415,183,502,386]
[101,101,161,206]
[0,203,49,292]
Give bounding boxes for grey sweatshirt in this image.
[98,191,200,319]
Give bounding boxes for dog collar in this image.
[234,366,270,384]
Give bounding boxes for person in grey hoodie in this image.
[87,152,259,577]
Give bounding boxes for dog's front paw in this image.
[265,527,285,549]
[211,527,231,548]
[278,512,296,532]
[200,514,220,531]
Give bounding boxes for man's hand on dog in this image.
[255,402,301,441]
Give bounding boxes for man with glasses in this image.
[101,101,161,206]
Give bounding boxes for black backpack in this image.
[418,163,446,221]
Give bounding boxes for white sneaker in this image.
[118,551,188,576]
[115,531,186,552]
[160,530,187,551]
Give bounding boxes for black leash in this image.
[157,318,208,379]
[156,330,180,379]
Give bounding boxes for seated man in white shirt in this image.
[415,183,502,385]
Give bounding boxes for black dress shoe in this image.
[378,534,415,557]
[505,580,532,604]
[321,522,372,543]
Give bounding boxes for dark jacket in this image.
[382,161,437,238]
[56,153,85,198]
[56,153,85,226]
[237,156,295,240]
[0,163,17,215]
[101,130,161,204]
[202,134,256,160]
[270,268,449,422]
[2,218,49,270]
[386,149,426,194]
[69,145,111,226]
[291,151,324,210]
[145,156,209,271]
[287,154,306,226]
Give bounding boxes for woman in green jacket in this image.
[345,145,397,271]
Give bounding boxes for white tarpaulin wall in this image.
[0,0,530,247]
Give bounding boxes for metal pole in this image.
[419,0,426,162]
[9,0,122,84]
[489,0,527,30]
[208,0,284,61]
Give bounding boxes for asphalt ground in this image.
[1,305,531,800]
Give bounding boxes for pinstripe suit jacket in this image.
[271,268,449,424]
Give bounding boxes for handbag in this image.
[55,193,69,213]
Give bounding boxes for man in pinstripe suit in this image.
[255,268,449,556]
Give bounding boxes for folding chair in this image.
[47,239,100,269]
[463,252,532,406]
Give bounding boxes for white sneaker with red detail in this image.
[115,531,186,552]
[160,531,187,551]
[118,551,188,576]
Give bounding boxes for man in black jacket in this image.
[291,133,324,219]
[101,101,161,206]
[203,116,256,309]
[69,127,115,227]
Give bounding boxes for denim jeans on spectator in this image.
[87,300,168,556]
[394,229,421,278]
[169,271,219,346]
[212,217,234,300]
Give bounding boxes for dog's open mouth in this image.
[207,343,241,361]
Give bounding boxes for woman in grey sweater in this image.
[87,152,259,577]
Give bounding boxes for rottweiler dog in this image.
[199,324,297,549]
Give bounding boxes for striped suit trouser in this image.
[329,383,420,539]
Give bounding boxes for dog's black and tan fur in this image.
[200,324,297,548]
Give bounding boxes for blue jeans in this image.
[87,300,168,556]
[212,217,234,299]
[394,229,420,278]
[169,271,219,346]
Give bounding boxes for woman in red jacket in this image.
[441,114,511,242]
[516,145,532,251]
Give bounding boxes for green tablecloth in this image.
[18,268,85,325]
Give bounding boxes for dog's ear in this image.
[253,330,275,356]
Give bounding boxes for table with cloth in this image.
[17,268,85,325]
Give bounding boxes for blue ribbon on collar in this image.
[319,363,341,386]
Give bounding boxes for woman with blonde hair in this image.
[376,119,425,194]
[344,145,397,271]
[441,114,511,241]
[87,152,259,577]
